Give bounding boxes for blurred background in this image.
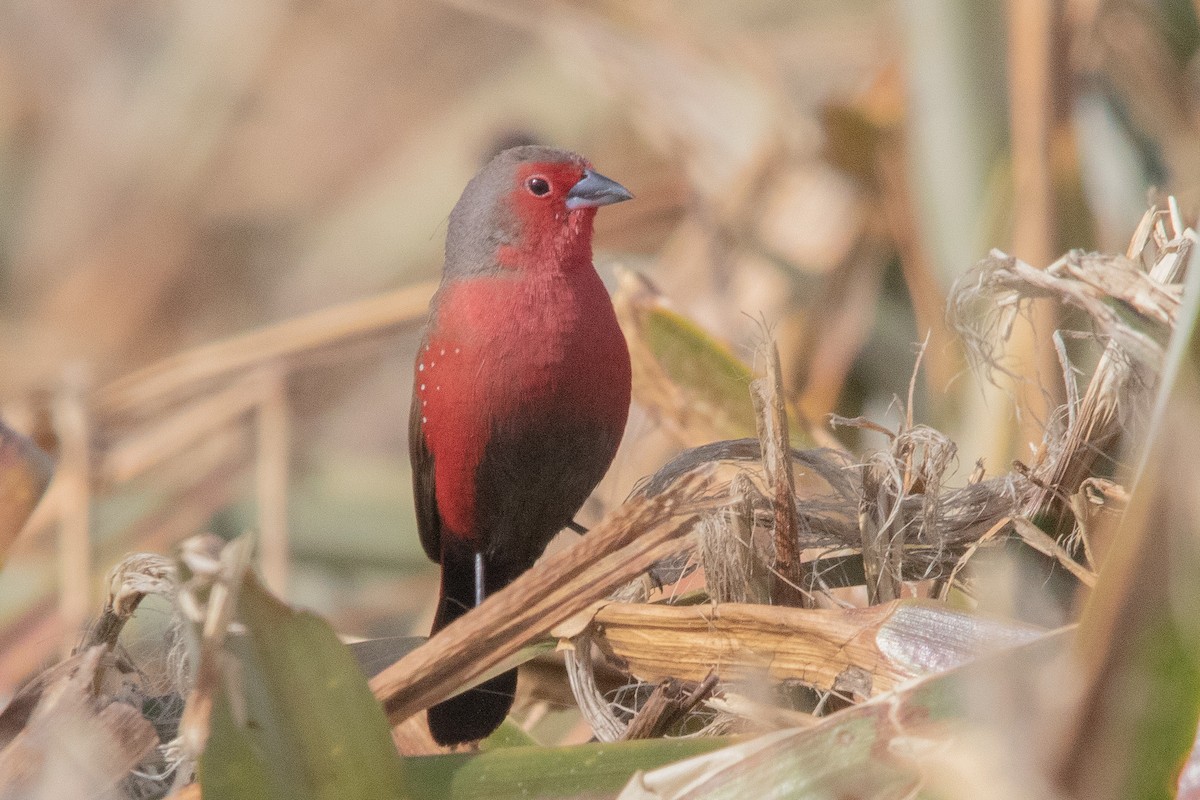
[0,0,1198,701]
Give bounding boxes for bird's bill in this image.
[565,169,633,209]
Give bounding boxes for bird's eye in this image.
[526,176,551,196]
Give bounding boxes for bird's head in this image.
[444,146,632,278]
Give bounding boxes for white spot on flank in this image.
[418,363,424,371]
[454,347,461,354]
[419,383,425,391]
[430,362,436,368]
[421,416,427,423]
[436,385,441,391]
[440,348,446,356]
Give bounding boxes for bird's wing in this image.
[409,386,441,563]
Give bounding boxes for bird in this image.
[409,146,633,746]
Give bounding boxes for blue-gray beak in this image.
[565,169,633,210]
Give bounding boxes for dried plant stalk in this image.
[370,471,707,726]
[1025,214,1191,528]
[98,371,265,487]
[585,600,1042,698]
[81,552,176,651]
[96,281,436,420]
[751,340,806,607]
[837,412,962,601]
[591,601,910,697]
[621,671,719,741]
[175,535,255,762]
[699,472,770,604]
[640,435,1029,594]
[955,246,1181,376]
[565,633,627,742]
[952,207,1193,542]
[859,461,903,604]
[1010,518,1097,587]
[52,376,92,654]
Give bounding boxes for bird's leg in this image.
[474,552,485,607]
[566,519,589,534]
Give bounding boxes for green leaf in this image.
[478,720,538,750]
[642,306,759,439]
[641,304,812,447]
[199,574,406,800]
[403,736,734,800]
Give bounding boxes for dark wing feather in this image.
[409,386,441,563]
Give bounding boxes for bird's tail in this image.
[426,550,516,746]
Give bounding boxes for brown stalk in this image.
[966,250,1174,369]
[1023,211,1190,529]
[1005,0,1065,445]
[874,106,957,396]
[96,281,436,420]
[52,375,92,655]
[750,340,806,607]
[621,670,719,740]
[104,431,251,557]
[859,462,903,604]
[1007,0,1059,270]
[176,536,254,761]
[1010,517,1097,587]
[369,471,707,726]
[98,371,265,487]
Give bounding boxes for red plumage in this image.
[409,147,632,746]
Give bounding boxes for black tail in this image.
[427,550,516,746]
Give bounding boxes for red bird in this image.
[410,146,633,745]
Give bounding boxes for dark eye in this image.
[526,176,551,196]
